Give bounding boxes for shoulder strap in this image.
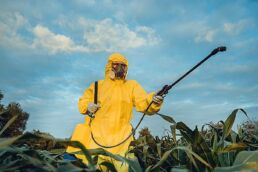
[94,81,98,104]
[89,81,98,123]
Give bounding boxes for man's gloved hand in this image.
[87,102,100,114]
[152,94,164,105]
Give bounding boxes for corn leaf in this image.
[89,148,142,172]
[223,109,248,139]
[223,109,237,139]
[214,151,258,172]
[171,168,190,172]
[170,124,177,143]
[147,146,213,171]
[176,122,193,143]
[221,143,247,152]
[99,161,117,172]
[67,140,95,170]
[156,143,162,159]
[156,113,176,124]
[0,136,22,148]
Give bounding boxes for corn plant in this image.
[0,110,141,172]
[1,107,258,171]
[132,108,258,172]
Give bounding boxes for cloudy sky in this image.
[1,0,258,138]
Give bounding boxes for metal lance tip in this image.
[211,46,227,55]
[218,46,226,52]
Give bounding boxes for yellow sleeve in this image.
[132,81,162,115]
[78,83,94,114]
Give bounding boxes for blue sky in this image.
[1,0,258,138]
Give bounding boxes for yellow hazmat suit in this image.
[67,53,162,171]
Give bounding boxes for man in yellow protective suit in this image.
[66,53,164,171]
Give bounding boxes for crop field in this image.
[0,108,258,172]
[1,1,258,171]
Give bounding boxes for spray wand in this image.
[91,46,227,148]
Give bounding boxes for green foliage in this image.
[13,130,68,151]
[0,136,87,171]
[239,120,258,147]
[131,109,258,172]
[0,118,141,171]
[0,91,29,137]
[214,151,258,172]
[0,91,4,114]
[0,103,29,137]
[0,91,258,172]
[0,90,3,101]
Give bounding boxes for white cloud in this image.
[0,12,30,49]
[136,26,161,45]
[168,21,217,43]
[82,18,145,51]
[224,19,255,35]
[32,25,86,54]
[0,13,160,54]
[169,18,256,44]
[79,18,160,52]
[194,29,216,43]
[32,18,160,54]
[223,63,258,73]
[193,18,256,43]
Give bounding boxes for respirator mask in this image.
[110,62,127,80]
